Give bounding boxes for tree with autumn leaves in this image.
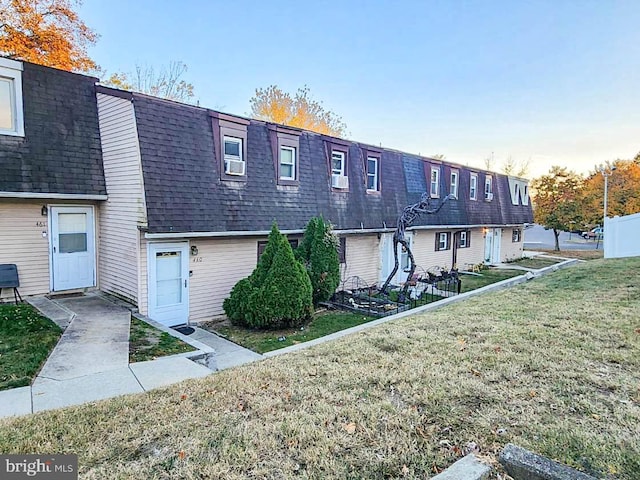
[250,85,347,137]
[532,156,640,250]
[531,167,585,251]
[0,0,97,72]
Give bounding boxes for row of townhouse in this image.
[0,58,533,327]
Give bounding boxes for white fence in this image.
[604,212,640,259]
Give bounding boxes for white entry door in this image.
[50,206,96,291]
[380,232,413,285]
[148,243,189,327]
[484,228,502,264]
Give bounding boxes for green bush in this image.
[295,216,340,306]
[223,223,313,329]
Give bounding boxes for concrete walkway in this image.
[189,326,263,370]
[0,294,214,419]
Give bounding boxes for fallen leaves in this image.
[342,422,356,434]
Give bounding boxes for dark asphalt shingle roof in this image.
[131,93,533,234]
[0,62,105,195]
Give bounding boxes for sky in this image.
[79,0,640,178]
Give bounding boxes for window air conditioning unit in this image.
[331,174,349,189]
[485,192,494,201]
[226,159,245,176]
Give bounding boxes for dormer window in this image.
[279,146,296,180]
[269,125,301,186]
[223,136,244,175]
[430,167,440,197]
[366,155,380,192]
[470,173,478,200]
[210,111,249,181]
[0,58,24,137]
[332,151,345,176]
[450,170,459,199]
[484,175,493,201]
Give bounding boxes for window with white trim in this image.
[470,173,478,200]
[0,58,24,137]
[459,230,468,248]
[223,136,244,175]
[436,231,450,251]
[279,145,296,180]
[512,229,522,243]
[367,156,379,191]
[332,150,345,176]
[484,175,493,200]
[430,167,440,197]
[450,170,459,199]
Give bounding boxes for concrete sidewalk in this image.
[0,294,215,419]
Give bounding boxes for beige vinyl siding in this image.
[501,226,524,262]
[139,237,148,314]
[456,228,486,269]
[341,234,380,286]
[97,93,147,304]
[188,238,260,321]
[0,201,51,299]
[412,230,457,271]
[141,237,262,321]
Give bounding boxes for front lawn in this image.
[209,269,524,354]
[207,311,372,354]
[537,249,604,261]
[459,268,523,293]
[129,317,195,362]
[1,258,638,478]
[0,304,61,391]
[508,256,562,269]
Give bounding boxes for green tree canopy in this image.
[295,216,340,306]
[531,166,585,251]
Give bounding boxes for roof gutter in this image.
[0,192,108,200]
[143,223,527,240]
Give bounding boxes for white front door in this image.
[380,232,413,285]
[148,243,189,327]
[492,228,502,263]
[484,229,493,263]
[50,206,96,291]
[484,228,502,264]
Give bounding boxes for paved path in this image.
[0,294,214,419]
[189,326,263,370]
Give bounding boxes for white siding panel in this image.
[0,202,50,299]
[97,93,146,304]
[341,235,380,286]
[501,227,524,262]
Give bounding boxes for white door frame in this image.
[48,205,96,291]
[380,232,413,285]
[147,242,189,327]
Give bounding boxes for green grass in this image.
[0,303,61,391]
[508,256,562,269]
[1,259,638,479]
[211,270,523,354]
[208,311,372,354]
[129,317,195,362]
[459,268,523,293]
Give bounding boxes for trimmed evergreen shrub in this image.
[223,223,313,329]
[295,216,340,306]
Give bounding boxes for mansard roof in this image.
[0,61,105,196]
[126,92,533,234]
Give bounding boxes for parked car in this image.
[582,227,604,239]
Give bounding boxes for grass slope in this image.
[0,304,61,390]
[129,317,195,363]
[1,258,639,479]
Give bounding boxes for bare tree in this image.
[501,156,530,178]
[103,61,195,103]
